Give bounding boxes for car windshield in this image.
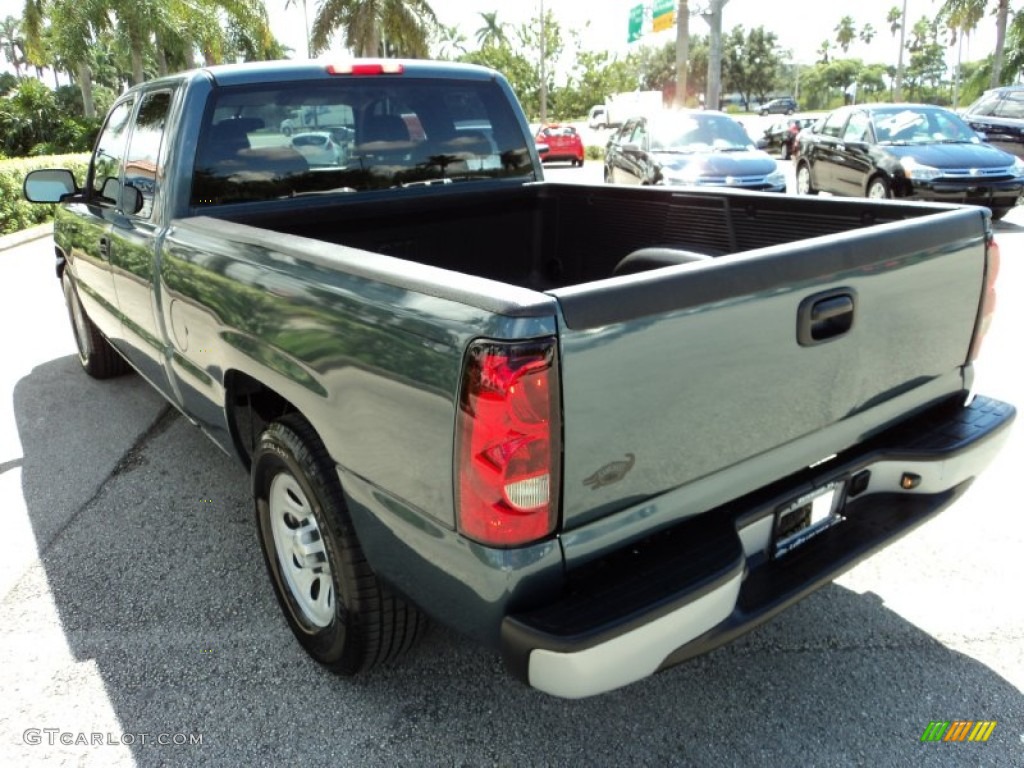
[872,107,979,145]
[191,78,536,206]
[649,114,753,152]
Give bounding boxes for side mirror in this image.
[23,168,77,203]
[844,140,870,152]
[621,142,641,152]
[120,184,144,215]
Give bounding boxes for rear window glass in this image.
[191,78,535,206]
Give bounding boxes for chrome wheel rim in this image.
[796,166,810,194]
[868,181,888,199]
[269,472,335,628]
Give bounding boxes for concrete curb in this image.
[0,223,53,252]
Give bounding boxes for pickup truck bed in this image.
[25,59,1015,699]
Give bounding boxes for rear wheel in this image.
[990,207,1013,220]
[867,176,891,199]
[795,162,817,195]
[253,415,427,675]
[62,271,129,378]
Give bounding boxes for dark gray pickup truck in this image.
[24,59,1015,698]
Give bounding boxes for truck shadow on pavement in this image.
[8,356,1023,766]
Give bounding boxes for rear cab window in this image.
[191,77,536,206]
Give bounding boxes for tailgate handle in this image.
[798,289,855,346]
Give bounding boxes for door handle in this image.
[797,289,856,346]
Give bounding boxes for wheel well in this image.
[225,371,302,469]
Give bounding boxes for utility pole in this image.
[703,0,728,111]
[674,1,690,107]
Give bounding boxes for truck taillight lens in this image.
[968,236,1000,363]
[456,339,560,547]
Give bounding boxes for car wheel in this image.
[867,176,891,199]
[782,142,791,160]
[604,167,612,183]
[578,156,585,167]
[282,127,292,137]
[253,415,427,675]
[62,270,130,379]
[795,162,817,195]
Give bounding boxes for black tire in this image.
[253,415,427,675]
[62,270,130,378]
[990,207,1012,220]
[795,161,818,195]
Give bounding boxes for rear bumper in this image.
[501,394,1015,699]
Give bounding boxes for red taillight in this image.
[968,236,999,362]
[326,62,404,76]
[456,339,560,547]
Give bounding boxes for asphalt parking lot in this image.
[1,204,1022,766]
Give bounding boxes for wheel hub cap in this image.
[268,473,335,628]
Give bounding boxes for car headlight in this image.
[1013,156,1024,176]
[900,157,942,180]
[766,171,786,187]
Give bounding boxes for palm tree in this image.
[860,23,876,46]
[310,0,438,58]
[887,6,903,37]
[939,0,1012,87]
[817,39,831,64]
[0,15,26,77]
[434,24,466,60]
[475,11,507,49]
[834,15,856,53]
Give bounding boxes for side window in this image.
[821,111,846,138]
[996,92,1024,119]
[629,120,647,148]
[970,93,1002,117]
[842,112,870,143]
[90,100,134,204]
[124,90,173,219]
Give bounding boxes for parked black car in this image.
[759,97,798,115]
[604,110,786,192]
[794,103,1024,218]
[758,114,821,159]
[961,85,1024,160]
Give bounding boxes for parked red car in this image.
[535,123,585,166]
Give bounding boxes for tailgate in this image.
[548,208,988,533]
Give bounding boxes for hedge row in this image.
[0,154,90,237]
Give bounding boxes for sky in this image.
[266,0,998,68]
[0,0,999,75]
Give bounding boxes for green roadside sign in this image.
[653,0,675,33]
[628,4,643,43]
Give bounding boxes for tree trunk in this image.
[991,0,1009,87]
[674,1,689,108]
[76,61,95,119]
[131,40,145,85]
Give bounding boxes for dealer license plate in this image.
[772,481,845,558]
